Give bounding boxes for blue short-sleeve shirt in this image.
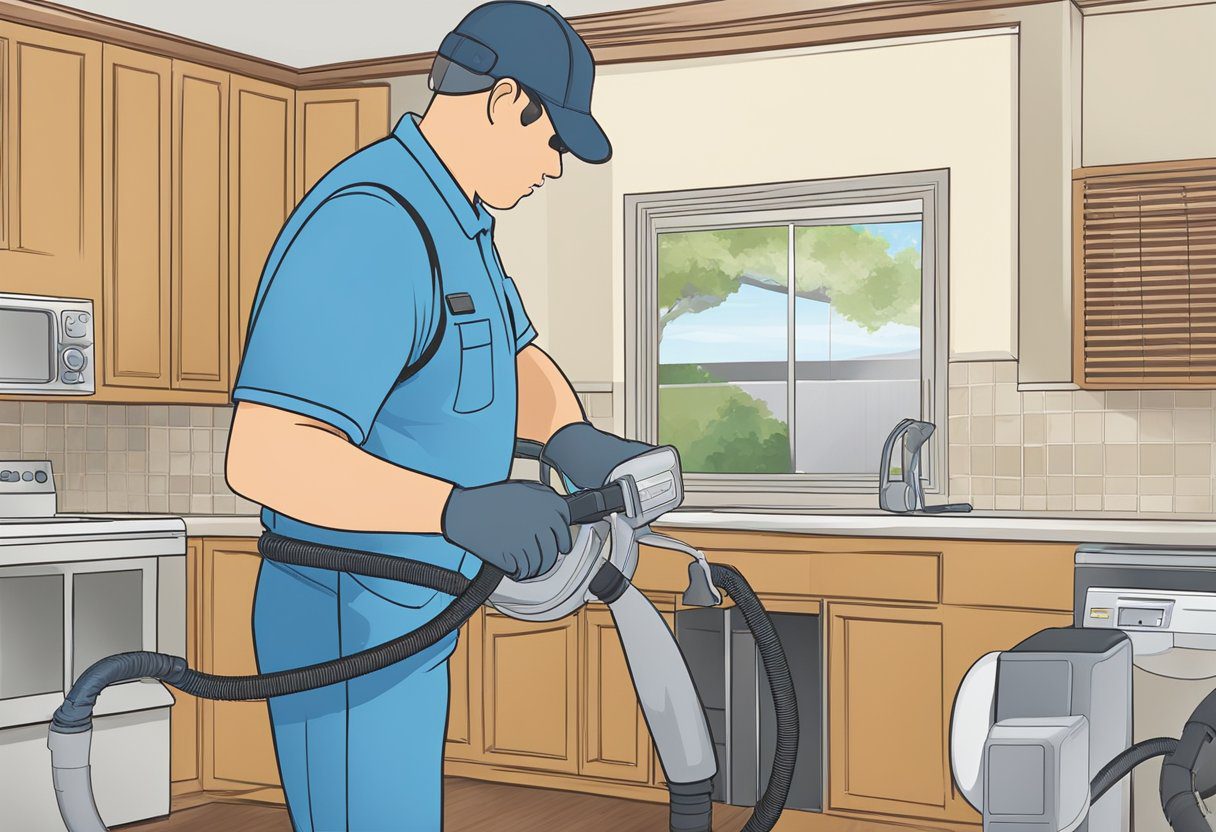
[233,113,536,608]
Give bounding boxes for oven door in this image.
[0,557,170,729]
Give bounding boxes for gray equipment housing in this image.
[991,629,1133,832]
[954,627,1133,832]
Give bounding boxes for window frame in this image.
[624,170,950,509]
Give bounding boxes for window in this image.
[626,172,948,506]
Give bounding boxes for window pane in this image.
[793,222,922,475]
[658,226,791,474]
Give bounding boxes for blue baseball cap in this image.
[435,2,612,164]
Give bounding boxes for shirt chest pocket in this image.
[453,318,495,413]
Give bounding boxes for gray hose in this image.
[48,728,106,832]
[1090,737,1179,802]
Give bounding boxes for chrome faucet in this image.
[878,419,972,514]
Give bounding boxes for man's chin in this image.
[482,190,534,211]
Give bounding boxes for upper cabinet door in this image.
[1,22,101,300]
[295,86,389,197]
[102,45,171,389]
[229,76,295,383]
[171,61,229,392]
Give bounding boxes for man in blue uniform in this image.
[225,3,652,829]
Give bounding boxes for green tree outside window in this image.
[658,224,921,475]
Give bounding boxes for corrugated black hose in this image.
[710,563,799,832]
[1161,686,1216,832]
[53,531,502,731]
[1090,737,1179,802]
[50,519,795,832]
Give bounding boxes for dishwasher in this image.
[1076,544,1216,832]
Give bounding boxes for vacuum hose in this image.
[710,563,798,832]
[49,536,795,832]
[1090,737,1180,802]
[49,533,506,832]
[1160,685,1216,832]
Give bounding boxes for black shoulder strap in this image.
[343,182,447,388]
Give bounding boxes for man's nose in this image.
[546,153,563,182]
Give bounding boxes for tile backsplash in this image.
[12,378,1205,517]
[948,361,1216,515]
[0,402,257,515]
[0,389,616,517]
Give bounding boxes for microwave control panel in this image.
[57,304,94,388]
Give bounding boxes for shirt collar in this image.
[393,113,494,239]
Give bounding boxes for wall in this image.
[388,73,430,127]
[597,30,1018,364]
[1082,2,1216,166]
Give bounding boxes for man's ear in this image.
[486,77,525,126]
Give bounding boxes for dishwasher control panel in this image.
[1084,587,1214,635]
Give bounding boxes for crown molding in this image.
[2,0,1067,89]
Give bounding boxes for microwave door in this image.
[0,307,55,386]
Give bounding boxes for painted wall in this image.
[593,31,1018,379]
[1083,3,1216,167]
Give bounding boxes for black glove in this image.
[441,481,572,580]
[541,422,655,491]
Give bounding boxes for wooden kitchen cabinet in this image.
[199,538,282,797]
[171,60,230,394]
[0,22,101,300]
[228,75,295,381]
[480,610,579,774]
[827,602,948,818]
[101,45,172,391]
[580,604,653,784]
[295,85,389,197]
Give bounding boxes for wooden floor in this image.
[117,777,753,832]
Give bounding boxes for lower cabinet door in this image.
[580,605,652,783]
[480,610,578,773]
[827,602,948,818]
[200,539,281,792]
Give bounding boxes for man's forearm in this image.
[226,401,454,534]
[516,344,586,442]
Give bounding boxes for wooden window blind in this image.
[1074,160,1216,388]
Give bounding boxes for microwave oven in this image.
[0,292,94,395]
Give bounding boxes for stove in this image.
[0,459,185,829]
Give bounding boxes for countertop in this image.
[163,511,1216,547]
